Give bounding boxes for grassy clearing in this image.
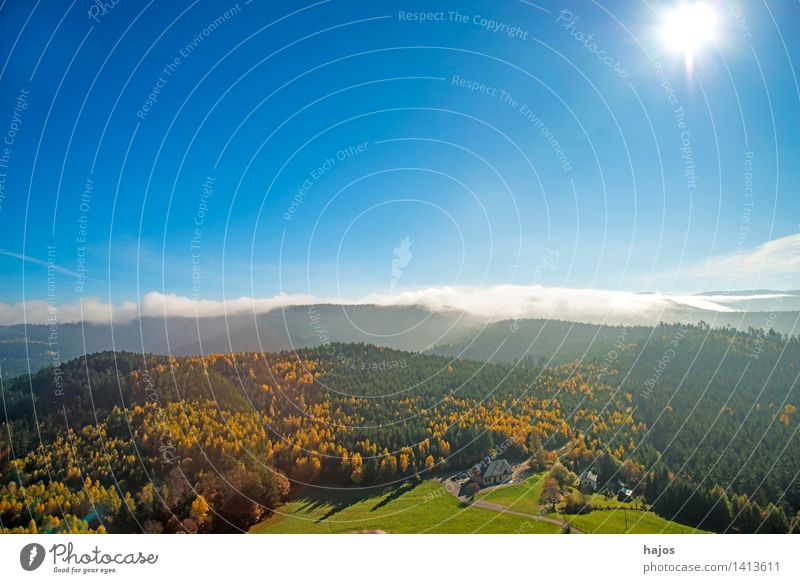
[585,491,640,509]
[564,508,710,534]
[251,477,711,534]
[250,480,562,534]
[478,471,547,515]
[476,473,705,534]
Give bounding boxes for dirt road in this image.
[467,498,584,533]
[439,476,584,534]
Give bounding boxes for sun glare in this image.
[661,3,717,56]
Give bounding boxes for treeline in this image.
[615,324,800,515]
[645,464,798,533]
[572,323,800,533]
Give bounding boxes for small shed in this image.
[618,486,634,502]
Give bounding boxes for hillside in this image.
[428,314,800,364]
[428,319,653,364]
[1,325,799,533]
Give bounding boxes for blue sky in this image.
[0,0,798,316]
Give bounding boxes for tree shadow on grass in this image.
[292,482,420,523]
[296,497,331,515]
[315,498,357,523]
[287,488,362,523]
[370,481,419,512]
[300,489,372,523]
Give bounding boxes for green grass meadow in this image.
[251,480,561,534]
[251,476,710,534]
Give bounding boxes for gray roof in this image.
[480,459,512,479]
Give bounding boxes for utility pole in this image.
[624,508,628,532]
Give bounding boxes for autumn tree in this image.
[548,462,575,489]
[542,476,561,506]
[562,490,591,515]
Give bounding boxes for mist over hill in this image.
[0,305,481,377]
[1,291,798,376]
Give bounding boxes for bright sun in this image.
[661,3,718,56]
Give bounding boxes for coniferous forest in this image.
[1,323,798,534]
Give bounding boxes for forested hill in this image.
[1,324,799,533]
[619,325,800,520]
[428,318,653,364]
[3,303,799,378]
[428,317,800,364]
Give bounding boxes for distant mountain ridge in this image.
[0,305,481,377]
[1,292,798,376]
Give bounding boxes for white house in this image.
[579,468,599,493]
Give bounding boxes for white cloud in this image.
[4,234,796,325]
[684,233,800,285]
[138,292,321,320]
[360,286,788,319]
[0,292,325,325]
[0,287,791,326]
